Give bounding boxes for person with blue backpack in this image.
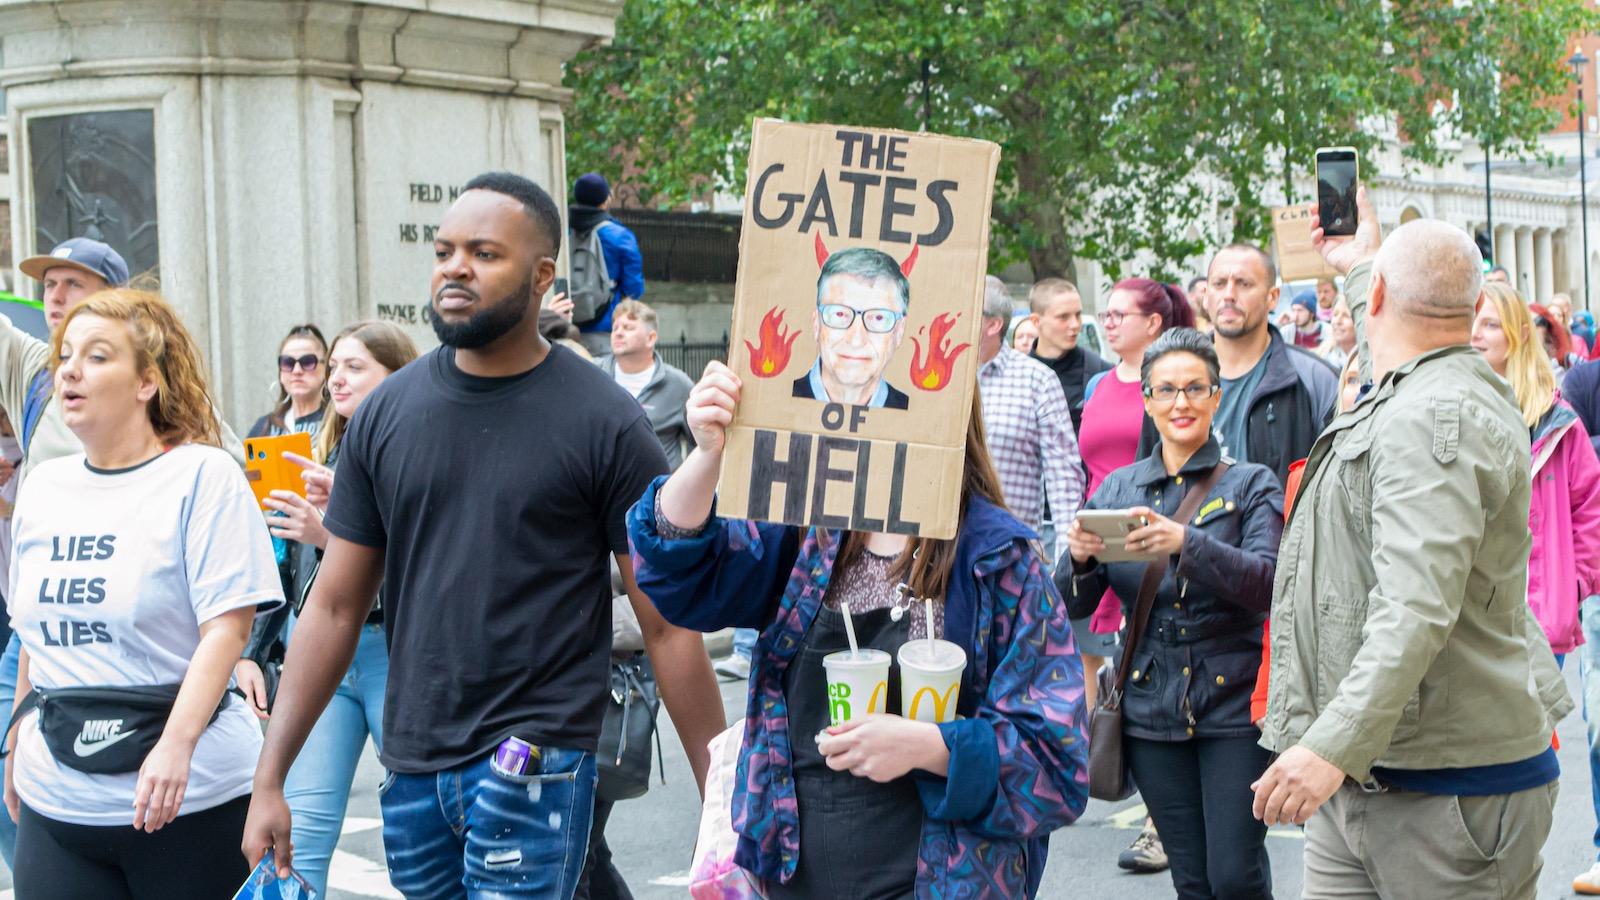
[567,172,645,356]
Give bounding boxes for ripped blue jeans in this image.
[1579,595,1600,860]
[379,746,597,899]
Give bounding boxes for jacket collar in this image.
[1251,330,1301,397]
[1131,436,1224,487]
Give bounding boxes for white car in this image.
[1009,311,1114,364]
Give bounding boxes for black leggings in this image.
[1126,735,1273,900]
[15,795,252,900]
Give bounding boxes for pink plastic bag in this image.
[689,720,766,900]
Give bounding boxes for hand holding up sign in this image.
[657,361,745,533]
[687,361,743,457]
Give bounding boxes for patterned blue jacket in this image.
[628,477,1089,898]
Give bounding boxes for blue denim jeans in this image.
[283,618,388,898]
[1579,595,1600,859]
[731,628,757,661]
[380,746,597,900]
[0,631,20,871]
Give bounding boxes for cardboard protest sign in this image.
[1271,203,1339,282]
[718,119,1000,539]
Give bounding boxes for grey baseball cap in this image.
[19,237,130,287]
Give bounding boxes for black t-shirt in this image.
[1031,347,1111,435]
[323,343,669,772]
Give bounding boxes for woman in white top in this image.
[2,289,281,899]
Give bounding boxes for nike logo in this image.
[73,721,137,757]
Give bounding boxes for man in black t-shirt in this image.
[242,172,725,898]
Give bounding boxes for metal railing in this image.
[609,208,740,284]
[658,332,728,377]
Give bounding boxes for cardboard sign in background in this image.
[1271,203,1339,282]
[718,120,1000,539]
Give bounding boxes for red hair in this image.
[1111,278,1195,333]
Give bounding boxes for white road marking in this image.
[340,815,384,836]
[328,848,403,899]
[651,870,693,887]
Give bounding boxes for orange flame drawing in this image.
[744,307,800,377]
[908,313,971,391]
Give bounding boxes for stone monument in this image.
[0,0,620,430]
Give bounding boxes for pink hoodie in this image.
[1528,396,1600,654]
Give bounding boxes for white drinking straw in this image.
[841,601,861,658]
[925,597,935,649]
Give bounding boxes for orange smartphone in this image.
[244,432,313,507]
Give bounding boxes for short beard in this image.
[427,276,534,349]
[1212,310,1260,341]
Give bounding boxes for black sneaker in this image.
[1117,825,1169,873]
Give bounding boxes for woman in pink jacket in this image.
[1472,282,1600,659]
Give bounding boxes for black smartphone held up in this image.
[553,277,570,297]
[1315,147,1359,237]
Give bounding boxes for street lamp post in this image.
[1573,49,1592,310]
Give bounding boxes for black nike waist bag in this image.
[6,685,231,775]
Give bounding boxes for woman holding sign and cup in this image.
[1063,329,1284,900]
[628,360,1088,899]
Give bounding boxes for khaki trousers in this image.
[1303,780,1556,899]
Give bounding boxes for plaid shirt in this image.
[978,346,1084,562]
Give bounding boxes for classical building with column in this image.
[0,0,620,431]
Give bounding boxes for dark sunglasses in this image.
[278,354,322,373]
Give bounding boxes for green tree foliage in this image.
[566,1,1595,279]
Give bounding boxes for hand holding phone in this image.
[1071,510,1155,563]
[1315,147,1359,237]
[244,432,315,508]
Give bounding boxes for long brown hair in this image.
[829,391,1008,603]
[315,320,419,464]
[51,289,222,448]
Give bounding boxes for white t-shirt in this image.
[7,444,283,825]
[613,361,657,398]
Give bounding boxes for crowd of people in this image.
[0,161,1589,900]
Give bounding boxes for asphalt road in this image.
[0,663,1595,899]
[332,661,1597,899]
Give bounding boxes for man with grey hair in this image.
[1255,187,1571,898]
[792,247,911,409]
[975,275,1084,567]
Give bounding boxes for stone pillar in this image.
[1516,227,1536,299]
[0,0,620,432]
[1535,229,1555,304]
[1497,224,1518,282]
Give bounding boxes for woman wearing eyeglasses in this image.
[1072,278,1194,871]
[1063,329,1284,900]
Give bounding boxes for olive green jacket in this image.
[1260,261,1572,780]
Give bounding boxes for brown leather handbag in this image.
[1087,462,1230,802]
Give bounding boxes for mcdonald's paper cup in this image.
[822,649,891,725]
[898,639,966,723]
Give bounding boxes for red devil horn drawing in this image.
[812,234,919,276]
